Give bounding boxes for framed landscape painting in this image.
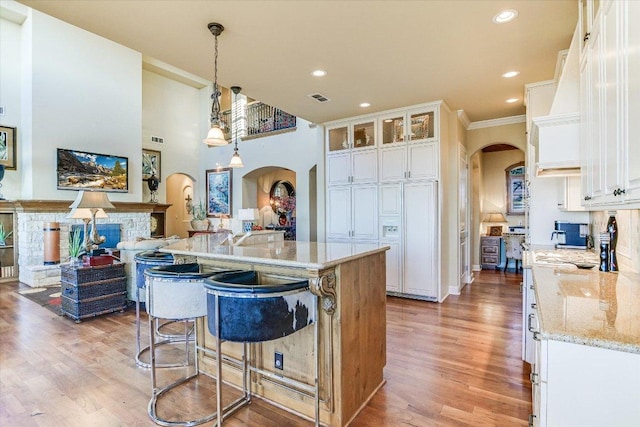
[57,148,128,192]
[206,168,232,217]
[0,125,16,170]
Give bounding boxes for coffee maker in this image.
[552,221,589,249]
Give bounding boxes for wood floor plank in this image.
[0,270,530,426]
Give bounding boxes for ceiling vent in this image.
[151,136,164,144]
[308,93,330,103]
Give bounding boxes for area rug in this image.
[17,284,63,316]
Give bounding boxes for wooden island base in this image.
[162,238,388,426]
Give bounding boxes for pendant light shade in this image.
[228,85,244,168]
[203,22,229,147]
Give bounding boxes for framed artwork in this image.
[57,148,128,192]
[206,168,232,217]
[142,148,161,181]
[0,125,16,170]
[506,163,526,215]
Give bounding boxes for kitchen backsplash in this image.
[591,209,640,274]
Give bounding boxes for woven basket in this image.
[61,277,126,301]
[61,292,127,321]
[61,263,125,285]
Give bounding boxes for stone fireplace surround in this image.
[14,201,169,286]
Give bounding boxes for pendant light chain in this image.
[211,31,221,125]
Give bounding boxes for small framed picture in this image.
[489,226,503,236]
[142,148,161,181]
[0,125,17,170]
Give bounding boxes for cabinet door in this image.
[351,149,377,184]
[379,183,402,216]
[379,113,405,146]
[327,186,352,239]
[382,241,401,293]
[589,11,605,202]
[379,146,406,182]
[580,49,595,205]
[352,119,376,149]
[327,123,349,153]
[408,143,438,180]
[352,185,378,240]
[407,108,437,143]
[327,152,351,186]
[602,0,624,203]
[622,0,640,201]
[403,181,438,298]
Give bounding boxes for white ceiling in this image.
[17,0,578,125]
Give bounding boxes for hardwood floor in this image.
[0,270,530,426]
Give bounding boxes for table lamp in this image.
[69,190,114,252]
[482,212,508,236]
[238,208,259,233]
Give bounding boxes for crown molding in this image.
[468,115,526,130]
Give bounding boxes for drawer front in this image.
[482,237,501,245]
[482,245,499,254]
[482,255,499,265]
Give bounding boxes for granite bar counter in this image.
[160,234,389,426]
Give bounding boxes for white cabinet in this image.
[326,185,377,241]
[522,266,537,365]
[556,176,585,211]
[403,181,438,299]
[326,121,377,186]
[379,106,439,183]
[532,339,640,427]
[580,0,640,207]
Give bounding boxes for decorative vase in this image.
[190,219,210,231]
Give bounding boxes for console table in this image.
[60,262,127,322]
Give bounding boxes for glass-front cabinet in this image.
[327,119,376,153]
[379,107,436,146]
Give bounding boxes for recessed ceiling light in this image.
[359,102,371,108]
[493,9,518,24]
[502,71,519,78]
[311,69,327,77]
[506,98,519,103]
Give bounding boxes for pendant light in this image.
[203,22,229,146]
[228,85,244,168]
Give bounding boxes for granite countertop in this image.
[532,265,640,354]
[160,234,389,270]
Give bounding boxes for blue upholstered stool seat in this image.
[204,270,313,343]
[203,270,319,427]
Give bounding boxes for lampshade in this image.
[229,151,244,168]
[237,208,259,221]
[69,190,115,210]
[203,125,228,146]
[483,212,507,223]
[67,208,108,220]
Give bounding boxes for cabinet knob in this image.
[583,32,590,42]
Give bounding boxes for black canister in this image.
[599,232,609,272]
[606,211,618,272]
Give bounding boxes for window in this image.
[506,163,526,215]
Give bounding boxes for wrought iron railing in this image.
[222,101,296,140]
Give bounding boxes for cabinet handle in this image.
[531,302,537,310]
[529,283,535,290]
[529,414,536,427]
[613,188,626,196]
[584,195,592,201]
[529,372,539,385]
[583,32,590,42]
[528,313,539,334]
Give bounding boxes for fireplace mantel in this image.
[9,200,171,214]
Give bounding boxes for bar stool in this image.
[144,263,218,426]
[204,270,320,426]
[134,251,192,369]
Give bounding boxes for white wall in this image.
[0,3,24,199]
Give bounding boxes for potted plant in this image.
[190,200,210,231]
[68,227,85,265]
[0,223,13,246]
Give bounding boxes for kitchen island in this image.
[524,249,640,426]
[160,235,389,426]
